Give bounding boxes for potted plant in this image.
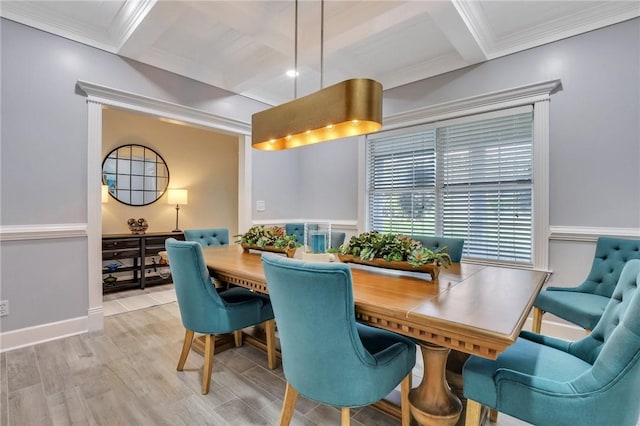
[337,231,452,280]
[235,225,299,258]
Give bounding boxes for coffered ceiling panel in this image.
[2,0,638,106]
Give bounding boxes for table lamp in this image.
[168,188,188,232]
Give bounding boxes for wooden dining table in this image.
[201,244,548,426]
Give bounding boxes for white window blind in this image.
[367,107,534,265]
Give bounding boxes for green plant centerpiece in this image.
[337,231,452,280]
[235,225,299,258]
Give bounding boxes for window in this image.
[367,106,534,265]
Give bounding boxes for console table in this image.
[102,232,184,293]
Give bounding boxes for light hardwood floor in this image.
[1,300,530,425]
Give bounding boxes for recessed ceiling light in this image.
[286,69,299,77]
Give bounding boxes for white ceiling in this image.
[2,1,638,106]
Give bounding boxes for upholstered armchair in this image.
[410,235,465,262]
[463,259,640,426]
[165,238,276,394]
[183,228,229,247]
[261,253,416,426]
[533,236,640,333]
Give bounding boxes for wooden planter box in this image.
[337,254,440,281]
[241,243,296,258]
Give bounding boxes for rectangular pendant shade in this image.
[251,78,382,150]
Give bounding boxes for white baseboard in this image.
[0,315,89,353]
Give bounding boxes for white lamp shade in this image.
[101,185,109,203]
[168,188,188,205]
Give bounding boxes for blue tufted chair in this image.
[284,223,312,244]
[410,235,465,262]
[261,253,416,426]
[183,228,229,247]
[165,238,276,394]
[462,259,640,426]
[533,236,640,333]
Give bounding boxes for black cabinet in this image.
[102,232,184,293]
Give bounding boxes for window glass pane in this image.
[367,109,534,265]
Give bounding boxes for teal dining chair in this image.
[463,259,640,426]
[261,253,416,426]
[410,235,465,262]
[183,228,229,247]
[533,236,640,333]
[165,238,276,394]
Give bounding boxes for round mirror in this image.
[102,144,169,206]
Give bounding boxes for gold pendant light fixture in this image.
[251,0,382,151]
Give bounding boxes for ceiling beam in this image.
[425,0,488,64]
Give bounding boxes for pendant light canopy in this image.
[251,1,383,151]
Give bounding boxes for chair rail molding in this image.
[549,226,640,242]
[0,223,87,241]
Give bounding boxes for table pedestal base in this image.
[409,343,462,426]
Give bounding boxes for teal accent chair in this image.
[533,236,640,333]
[183,228,229,247]
[261,253,416,426]
[284,223,319,244]
[410,235,465,262]
[165,238,276,394]
[462,259,640,426]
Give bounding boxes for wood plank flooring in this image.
[1,301,530,425]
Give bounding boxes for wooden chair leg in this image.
[265,319,277,370]
[233,329,243,347]
[177,329,194,371]
[532,307,544,333]
[489,408,498,422]
[278,382,299,426]
[202,334,216,394]
[401,372,412,426]
[341,407,350,426]
[465,399,482,426]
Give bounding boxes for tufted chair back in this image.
[570,259,640,366]
[261,253,416,409]
[573,236,640,297]
[284,223,309,243]
[184,228,229,247]
[410,235,465,262]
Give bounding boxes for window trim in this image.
[358,79,561,270]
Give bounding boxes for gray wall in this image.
[0,18,268,332]
[382,19,640,229]
[254,18,640,231]
[1,16,639,336]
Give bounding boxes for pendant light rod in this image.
[320,0,324,89]
[294,0,298,99]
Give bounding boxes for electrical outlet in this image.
[0,300,8,317]
[256,200,266,212]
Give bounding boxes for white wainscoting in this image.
[1,223,637,351]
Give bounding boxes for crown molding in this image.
[383,79,562,130]
[76,80,251,135]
